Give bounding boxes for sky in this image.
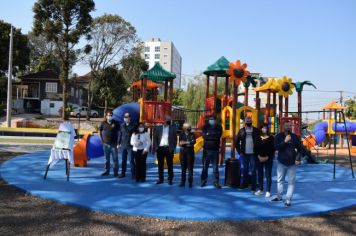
[1,0,355,117]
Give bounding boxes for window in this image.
[145,54,150,59]
[164,47,168,50]
[71,88,75,96]
[45,82,57,93]
[50,103,54,108]
[155,46,160,52]
[76,89,79,98]
[144,46,150,52]
[163,54,168,58]
[155,54,160,59]
[164,62,167,65]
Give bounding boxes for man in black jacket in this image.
[235,116,260,191]
[271,120,302,207]
[118,112,136,178]
[154,115,177,185]
[201,115,223,189]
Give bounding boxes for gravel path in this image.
[0,152,355,236]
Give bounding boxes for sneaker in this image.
[265,192,271,198]
[254,190,264,196]
[284,201,291,208]
[189,183,193,188]
[101,172,109,176]
[168,180,173,185]
[200,181,207,188]
[271,196,283,202]
[179,182,185,187]
[214,182,222,189]
[156,180,163,184]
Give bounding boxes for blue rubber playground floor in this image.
[1,150,355,221]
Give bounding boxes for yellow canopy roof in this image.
[323,100,345,110]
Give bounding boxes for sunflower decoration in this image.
[277,76,295,98]
[226,60,250,85]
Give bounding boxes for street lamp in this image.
[6,26,14,128]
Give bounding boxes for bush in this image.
[34,115,46,120]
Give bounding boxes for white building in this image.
[142,38,182,89]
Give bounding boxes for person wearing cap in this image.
[200,115,223,189]
[178,122,196,188]
[271,120,302,207]
[99,111,120,177]
[153,115,177,185]
[118,112,136,179]
[235,116,260,191]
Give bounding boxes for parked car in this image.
[70,106,99,118]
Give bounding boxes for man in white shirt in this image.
[153,115,177,185]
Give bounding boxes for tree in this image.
[172,89,184,106]
[82,14,137,120]
[344,96,356,119]
[33,0,95,119]
[27,32,60,73]
[120,43,149,83]
[97,66,128,115]
[0,20,30,76]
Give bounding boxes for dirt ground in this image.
[0,152,355,236]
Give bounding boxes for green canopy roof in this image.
[203,56,230,77]
[140,62,176,81]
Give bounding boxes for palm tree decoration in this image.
[243,75,258,106]
[292,81,317,128]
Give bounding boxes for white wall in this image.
[41,99,63,116]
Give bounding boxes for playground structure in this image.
[73,58,354,177]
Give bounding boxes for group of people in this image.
[99,111,302,208]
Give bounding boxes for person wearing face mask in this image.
[235,116,260,191]
[130,123,151,182]
[271,120,302,207]
[178,123,196,188]
[99,111,120,177]
[118,112,136,179]
[201,115,223,189]
[255,123,275,198]
[153,115,177,185]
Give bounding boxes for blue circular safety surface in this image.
[1,150,356,221]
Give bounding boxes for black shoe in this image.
[168,180,173,185]
[284,201,291,208]
[271,196,283,202]
[156,180,163,184]
[179,182,185,187]
[101,172,109,176]
[118,174,125,178]
[189,183,193,188]
[141,179,145,183]
[114,173,119,177]
[238,184,248,189]
[214,182,222,189]
[131,175,136,179]
[200,181,207,188]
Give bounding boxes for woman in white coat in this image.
[130,122,151,182]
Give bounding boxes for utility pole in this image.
[339,90,344,106]
[6,26,14,128]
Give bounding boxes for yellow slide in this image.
[155,136,204,166]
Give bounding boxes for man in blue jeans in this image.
[272,120,302,207]
[201,115,223,189]
[235,116,260,191]
[99,111,120,177]
[118,112,136,179]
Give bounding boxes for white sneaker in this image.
[254,190,263,196]
[265,191,271,198]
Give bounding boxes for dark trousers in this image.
[201,149,219,183]
[242,154,257,190]
[257,157,273,192]
[134,150,147,181]
[180,148,195,184]
[157,146,174,181]
[121,146,134,177]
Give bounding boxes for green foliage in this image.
[344,96,356,119]
[33,0,95,119]
[35,54,60,73]
[34,115,46,120]
[120,43,148,83]
[0,20,30,76]
[172,89,184,106]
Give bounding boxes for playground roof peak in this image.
[203,56,230,77]
[323,100,345,110]
[140,62,176,81]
